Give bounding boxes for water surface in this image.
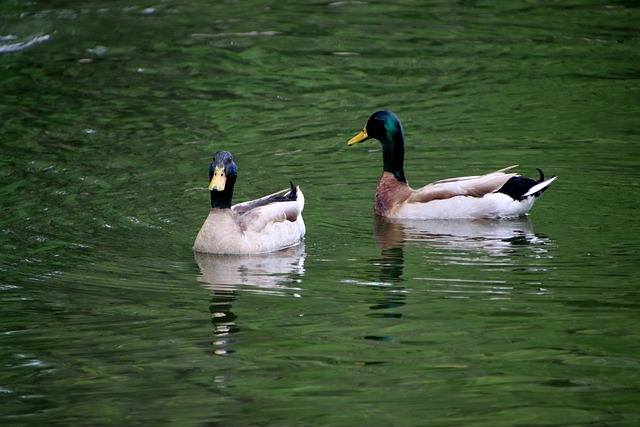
[1,1,639,426]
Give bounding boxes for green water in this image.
[1,1,639,426]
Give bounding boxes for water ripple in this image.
[0,34,50,54]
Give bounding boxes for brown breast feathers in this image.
[374,172,412,217]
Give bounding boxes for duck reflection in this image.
[194,244,306,355]
[364,216,551,326]
[374,215,546,253]
[362,220,409,321]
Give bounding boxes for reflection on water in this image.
[352,216,557,346]
[194,244,305,292]
[374,215,549,253]
[194,245,306,355]
[372,215,553,277]
[361,216,555,305]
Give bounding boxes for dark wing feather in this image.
[232,182,298,215]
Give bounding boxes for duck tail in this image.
[286,181,297,199]
[268,181,298,203]
[524,173,557,198]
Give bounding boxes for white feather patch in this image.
[523,177,557,198]
[393,193,536,220]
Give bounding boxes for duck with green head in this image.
[348,110,556,219]
[193,151,305,254]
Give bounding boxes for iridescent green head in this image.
[348,110,407,183]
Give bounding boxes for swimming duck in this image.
[193,151,305,254]
[348,110,556,219]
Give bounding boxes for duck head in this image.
[348,110,407,183]
[208,150,238,209]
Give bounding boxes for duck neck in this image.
[382,131,407,183]
[210,190,232,209]
[210,179,235,209]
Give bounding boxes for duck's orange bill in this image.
[208,166,226,191]
[348,129,369,145]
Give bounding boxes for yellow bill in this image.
[208,166,226,191]
[348,129,369,146]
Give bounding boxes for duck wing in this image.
[232,184,304,232]
[407,165,519,203]
[232,186,290,214]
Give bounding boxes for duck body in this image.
[349,110,556,220]
[193,151,305,254]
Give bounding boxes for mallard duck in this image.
[348,110,556,219]
[193,151,305,254]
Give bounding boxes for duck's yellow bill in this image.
[208,166,226,191]
[348,129,369,145]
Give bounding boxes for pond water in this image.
[1,1,639,426]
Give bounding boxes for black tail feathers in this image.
[269,181,298,203]
[497,169,552,201]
